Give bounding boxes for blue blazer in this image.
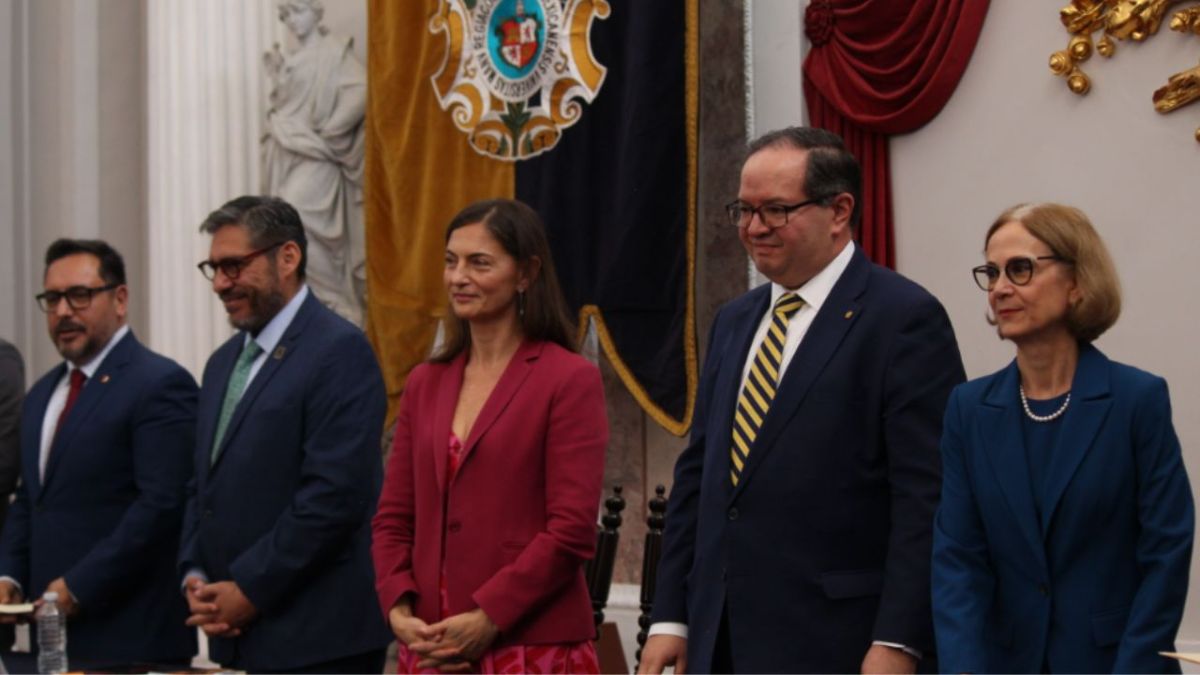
[652,249,965,672]
[179,293,391,671]
[0,332,197,668]
[933,344,1194,673]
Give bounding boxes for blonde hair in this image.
[985,203,1121,343]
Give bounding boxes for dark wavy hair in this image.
[430,199,576,362]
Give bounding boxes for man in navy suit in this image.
[180,196,390,673]
[0,239,197,669]
[639,128,965,674]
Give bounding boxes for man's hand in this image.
[0,580,25,624]
[861,644,917,674]
[43,577,79,618]
[185,580,257,638]
[638,634,688,674]
[415,608,499,673]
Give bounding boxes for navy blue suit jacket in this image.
[933,345,1194,673]
[179,292,390,671]
[0,332,197,667]
[652,248,965,673]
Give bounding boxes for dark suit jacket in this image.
[0,332,197,668]
[933,345,1194,674]
[651,248,964,673]
[179,292,391,671]
[373,341,607,645]
[0,339,23,531]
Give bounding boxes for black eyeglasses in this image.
[725,197,830,229]
[972,255,1068,291]
[197,242,283,281]
[35,283,120,312]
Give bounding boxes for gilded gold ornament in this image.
[1050,51,1074,75]
[1070,35,1095,59]
[1068,70,1092,94]
[1171,6,1200,32]
[1153,59,1200,112]
[1052,0,1200,142]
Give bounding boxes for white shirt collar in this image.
[68,324,131,379]
[769,240,856,311]
[245,285,309,354]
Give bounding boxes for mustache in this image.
[219,288,247,302]
[55,321,85,335]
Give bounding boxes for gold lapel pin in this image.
[99,374,111,383]
[844,310,854,319]
[273,346,287,360]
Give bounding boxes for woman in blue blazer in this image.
[932,203,1194,673]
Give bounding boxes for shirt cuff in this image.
[180,568,208,594]
[0,576,22,597]
[648,622,688,639]
[872,640,922,659]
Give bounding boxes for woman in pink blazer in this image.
[373,199,608,673]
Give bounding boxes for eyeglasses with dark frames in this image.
[972,255,1068,291]
[725,197,830,229]
[35,283,120,312]
[197,242,284,281]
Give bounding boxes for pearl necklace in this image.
[1020,386,1070,422]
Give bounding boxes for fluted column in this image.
[147,0,283,377]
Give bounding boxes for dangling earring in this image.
[518,290,526,318]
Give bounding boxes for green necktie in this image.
[730,292,804,486]
[211,341,263,464]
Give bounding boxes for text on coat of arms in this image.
[430,0,610,161]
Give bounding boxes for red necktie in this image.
[54,369,88,440]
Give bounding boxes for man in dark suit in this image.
[180,195,391,673]
[0,338,23,532]
[639,128,965,674]
[0,239,197,669]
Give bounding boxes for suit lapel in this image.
[211,294,317,470]
[457,342,540,481]
[432,353,467,493]
[42,332,136,490]
[733,251,867,499]
[1040,345,1111,536]
[978,362,1046,569]
[26,364,65,498]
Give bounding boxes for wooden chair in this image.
[636,484,668,667]
[585,485,625,633]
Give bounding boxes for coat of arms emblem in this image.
[430,0,610,161]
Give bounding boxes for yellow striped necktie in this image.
[731,292,804,485]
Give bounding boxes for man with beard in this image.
[0,239,197,669]
[180,196,390,673]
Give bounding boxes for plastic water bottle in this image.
[35,591,67,674]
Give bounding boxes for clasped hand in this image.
[184,577,258,638]
[389,602,498,674]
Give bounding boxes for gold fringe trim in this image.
[570,0,700,438]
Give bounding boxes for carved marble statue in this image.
[263,0,367,326]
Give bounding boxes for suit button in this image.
[447,521,462,533]
[727,507,738,521]
[1038,584,1049,596]
[203,510,213,519]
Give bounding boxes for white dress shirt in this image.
[39,324,131,481]
[241,284,309,388]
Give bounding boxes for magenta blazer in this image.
[372,340,608,646]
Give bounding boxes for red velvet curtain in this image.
[802,0,990,268]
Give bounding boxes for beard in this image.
[222,284,288,335]
[53,319,104,364]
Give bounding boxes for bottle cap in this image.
[42,591,58,603]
